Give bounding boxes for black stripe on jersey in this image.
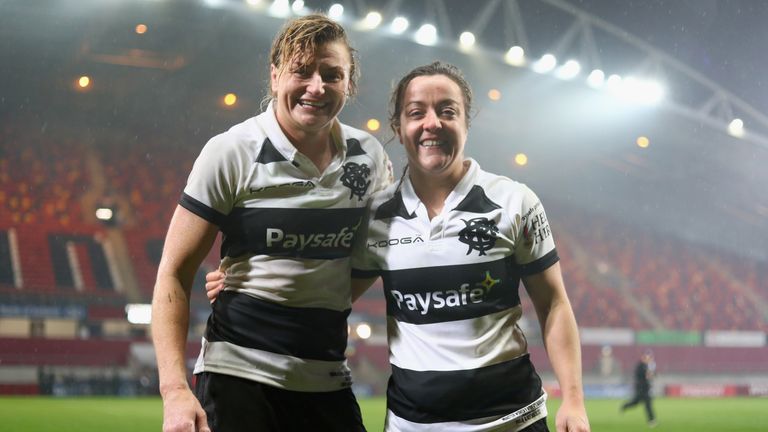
[255,138,288,164]
[517,249,559,276]
[206,291,350,361]
[220,207,366,260]
[351,268,380,279]
[180,193,227,226]
[374,191,416,220]
[345,138,367,156]
[452,185,502,213]
[382,258,521,324]
[387,354,544,423]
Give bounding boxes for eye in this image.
[441,107,458,118]
[406,109,424,118]
[323,71,344,82]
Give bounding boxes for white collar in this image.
[256,101,346,161]
[400,158,479,215]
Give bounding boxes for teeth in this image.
[421,140,442,147]
[299,100,324,107]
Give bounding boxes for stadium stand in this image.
[0,119,766,396]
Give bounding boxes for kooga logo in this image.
[367,236,424,248]
[266,221,359,251]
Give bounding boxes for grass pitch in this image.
[1,396,766,431]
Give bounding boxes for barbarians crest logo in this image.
[458,217,499,256]
[341,162,371,201]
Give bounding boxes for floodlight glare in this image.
[728,118,745,138]
[291,0,304,14]
[459,31,475,49]
[587,69,605,88]
[616,76,665,105]
[391,17,409,34]
[532,54,557,74]
[245,0,262,6]
[363,11,382,29]
[269,0,290,17]
[328,4,344,20]
[504,46,525,66]
[556,59,581,80]
[606,74,623,91]
[202,0,226,8]
[355,323,372,339]
[414,24,438,46]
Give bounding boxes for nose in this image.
[423,109,442,131]
[306,72,325,95]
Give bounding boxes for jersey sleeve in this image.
[179,135,239,226]
[372,145,394,194]
[512,186,559,276]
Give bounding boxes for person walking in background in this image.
[209,60,590,431]
[151,14,391,432]
[621,350,657,427]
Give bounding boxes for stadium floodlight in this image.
[414,24,438,46]
[362,11,382,29]
[291,0,304,14]
[532,53,557,74]
[504,46,525,66]
[268,0,290,17]
[390,16,409,34]
[728,118,745,138]
[606,74,623,91]
[556,59,581,80]
[328,3,344,20]
[614,76,665,105]
[126,304,152,325]
[202,0,226,8]
[587,69,605,88]
[459,31,476,50]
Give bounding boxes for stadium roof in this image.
[1,0,766,259]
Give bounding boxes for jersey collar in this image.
[257,101,346,164]
[400,158,480,216]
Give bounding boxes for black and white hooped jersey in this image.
[352,159,558,431]
[181,102,391,392]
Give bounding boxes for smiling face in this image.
[396,74,469,180]
[270,40,352,141]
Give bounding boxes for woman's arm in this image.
[523,262,590,432]
[152,205,218,432]
[351,276,379,302]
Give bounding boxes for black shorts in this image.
[195,372,366,432]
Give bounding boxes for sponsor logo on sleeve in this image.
[521,202,551,248]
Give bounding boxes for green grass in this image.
[1,396,766,431]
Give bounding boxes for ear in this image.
[270,64,279,94]
[395,126,403,144]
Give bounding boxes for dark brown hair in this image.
[389,61,474,133]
